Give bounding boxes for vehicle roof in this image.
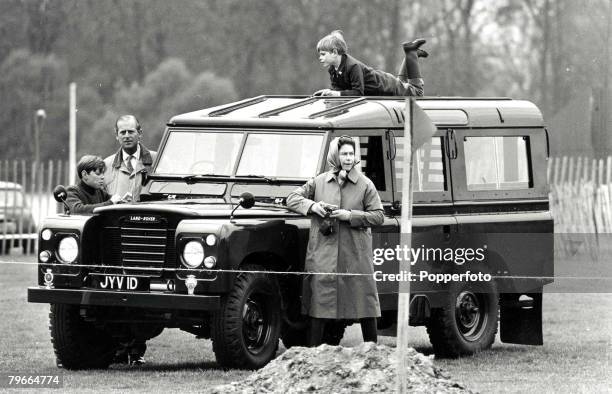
[0,181,23,190]
[168,95,544,130]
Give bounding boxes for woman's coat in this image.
[286,139,384,319]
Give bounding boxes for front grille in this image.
[101,221,176,276]
[121,226,167,274]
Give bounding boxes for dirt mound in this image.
[210,343,473,393]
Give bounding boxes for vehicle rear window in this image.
[464,136,531,191]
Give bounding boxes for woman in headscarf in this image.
[286,135,384,346]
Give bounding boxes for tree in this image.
[0,49,68,161]
[82,58,238,157]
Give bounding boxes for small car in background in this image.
[0,181,36,254]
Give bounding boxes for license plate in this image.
[91,275,149,291]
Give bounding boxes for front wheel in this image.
[211,264,281,369]
[49,304,118,369]
[427,279,498,357]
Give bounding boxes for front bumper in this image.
[27,287,221,311]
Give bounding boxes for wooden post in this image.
[28,161,36,253]
[69,82,77,185]
[12,161,18,251]
[1,161,6,252]
[56,160,63,214]
[20,160,26,252]
[36,162,44,252]
[45,160,53,220]
[396,98,414,394]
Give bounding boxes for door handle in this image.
[443,225,451,241]
[445,129,457,159]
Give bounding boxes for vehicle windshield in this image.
[156,131,243,175]
[155,130,325,179]
[236,133,324,178]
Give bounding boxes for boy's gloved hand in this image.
[313,89,340,97]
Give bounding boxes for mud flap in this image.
[499,292,543,345]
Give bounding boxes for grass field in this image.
[0,254,610,393]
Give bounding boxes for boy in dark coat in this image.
[65,155,123,214]
[314,30,427,97]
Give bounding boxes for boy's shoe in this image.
[403,39,428,57]
[129,355,146,366]
[113,349,129,364]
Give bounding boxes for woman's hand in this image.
[310,202,328,217]
[330,209,351,221]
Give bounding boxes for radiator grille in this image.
[101,221,176,276]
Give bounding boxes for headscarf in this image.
[327,136,359,186]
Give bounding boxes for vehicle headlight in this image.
[41,229,53,241]
[57,236,78,263]
[182,240,204,268]
[204,256,217,269]
[205,234,217,246]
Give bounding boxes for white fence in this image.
[548,156,612,233]
[0,160,68,254]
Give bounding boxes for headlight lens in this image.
[182,240,204,268]
[39,250,51,263]
[205,234,217,246]
[41,229,53,241]
[204,256,217,269]
[57,236,78,263]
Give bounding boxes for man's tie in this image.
[126,155,134,174]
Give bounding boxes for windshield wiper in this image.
[239,174,280,184]
[182,173,229,184]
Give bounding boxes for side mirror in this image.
[53,185,70,215]
[230,192,255,223]
[239,192,255,209]
[53,185,67,203]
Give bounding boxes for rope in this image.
[1,259,609,280]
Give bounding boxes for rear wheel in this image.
[211,264,281,369]
[427,279,498,357]
[49,304,118,369]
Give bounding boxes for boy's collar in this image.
[334,54,347,73]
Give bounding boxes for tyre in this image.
[426,279,498,358]
[49,304,118,369]
[211,264,281,369]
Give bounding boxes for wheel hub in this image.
[242,296,269,352]
[455,290,487,341]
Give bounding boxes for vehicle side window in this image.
[395,137,446,192]
[464,136,532,191]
